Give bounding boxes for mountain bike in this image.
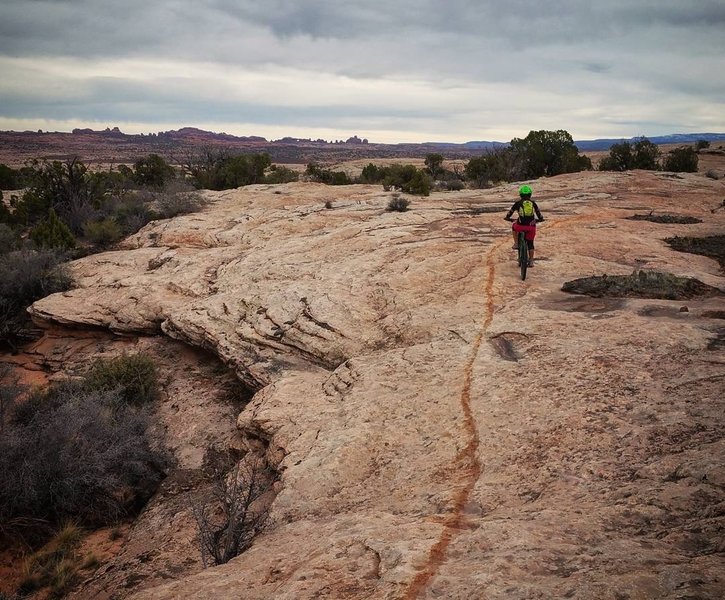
[505,218,540,280]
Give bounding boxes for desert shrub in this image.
[30,209,76,250]
[403,170,432,196]
[13,159,100,234]
[324,200,333,209]
[264,165,299,184]
[442,179,465,191]
[465,149,518,187]
[360,163,385,184]
[424,153,444,179]
[305,163,352,185]
[696,140,710,150]
[662,146,698,172]
[509,130,591,178]
[109,194,157,234]
[18,522,87,597]
[0,223,21,253]
[0,365,25,435]
[0,250,72,348]
[154,182,205,218]
[0,191,11,224]
[0,164,20,189]
[84,353,159,406]
[83,218,123,247]
[0,381,166,536]
[599,138,660,171]
[386,193,410,212]
[191,455,275,566]
[188,152,271,190]
[133,153,175,188]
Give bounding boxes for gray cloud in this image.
[0,0,723,141]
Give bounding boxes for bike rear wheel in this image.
[518,233,528,280]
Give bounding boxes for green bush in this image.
[84,353,159,406]
[133,154,175,188]
[30,209,76,250]
[403,170,432,196]
[509,130,591,178]
[465,149,517,187]
[599,137,660,171]
[695,140,710,151]
[83,218,123,247]
[662,146,699,172]
[305,163,353,185]
[264,165,299,184]
[424,153,444,179]
[188,152,271,190]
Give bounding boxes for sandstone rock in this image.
[29,174,725,599]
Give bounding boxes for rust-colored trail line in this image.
[403,241,502,600]
[403,214,589,599]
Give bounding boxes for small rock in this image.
[679,306,689,313]
[705,170,720,180]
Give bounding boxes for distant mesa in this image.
[72,126,123,136]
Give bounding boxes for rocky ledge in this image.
[32,171,725,599]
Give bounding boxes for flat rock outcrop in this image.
[31,171,725,599]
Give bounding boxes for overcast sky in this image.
[0,0,723,143]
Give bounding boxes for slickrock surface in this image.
[31,171,725,599]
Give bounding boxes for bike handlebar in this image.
[504,217,545,223]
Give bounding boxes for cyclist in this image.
[504,184,544,266]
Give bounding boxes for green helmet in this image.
[519,185,532,196]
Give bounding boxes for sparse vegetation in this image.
[0,249,72,348]
[0,223,21,253]
[185,150,271,190]
[0,362,167,540]
[191,455,276,567]
[626,213,702,224]
[695,140,710,151]
[386,193,410,212]
[16,522,101,598]
[562,270,722,300]
[82,217,123,247]
[84,352,159,406]
[305,163,353,185]
[264,165,299,184]
[665,235,725,269]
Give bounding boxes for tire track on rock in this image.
[403,239,502,600]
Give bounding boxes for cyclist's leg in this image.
[511,223,518,249]
[526,227,536,265]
